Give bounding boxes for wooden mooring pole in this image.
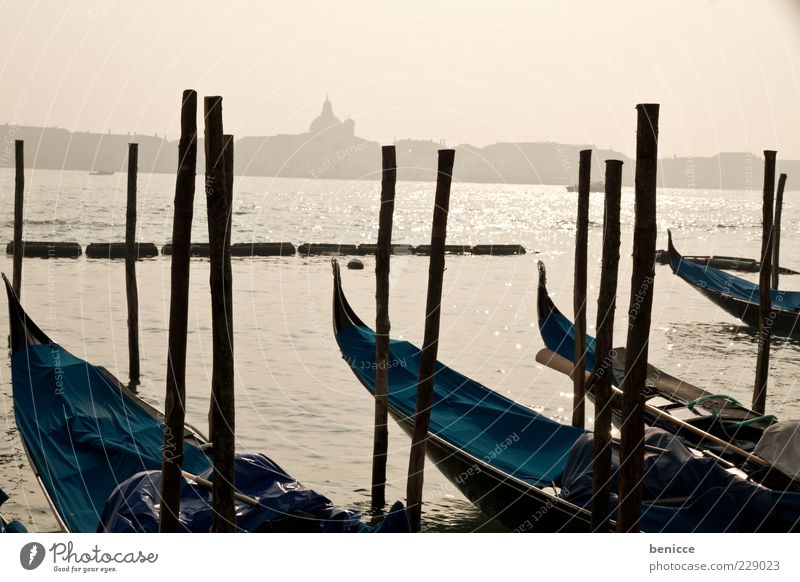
[406,149,455,532]
[617,103,659,533]
[223,134,234,235]
[590,159,623,532]
[753,151,776,415]
[126,143,141,385]
[771,173,787,290]
[12,140,24,298]
[572,149,591,428]
[159,90,198,532]
[372,145,397,512]
[204,96,236,532]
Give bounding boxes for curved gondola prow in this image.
[536,261,559,324]
[536,260,570,335]
[2,273,52,353]
[667,229,740,309]
[331,258,368,336]
[666,229,682,273]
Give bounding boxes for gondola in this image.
[667,231,800,336]
[331,259,800,532]
[536,260,800,491]
[655,249,799,275]
[2,274,407,533]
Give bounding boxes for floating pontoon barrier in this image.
[355,243,415,255]
[415,244,472,255]
[85,242,159,259]
[297,243,359,256]
[471,244,526,256]
[7,241,528,260]
[6,241,82,258]
[161,243,210,257]
[231,242,296,257]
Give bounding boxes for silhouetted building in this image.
[234,97,377,179]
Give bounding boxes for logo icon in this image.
[20,542,46,570]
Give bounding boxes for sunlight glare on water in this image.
[1,168,799,531]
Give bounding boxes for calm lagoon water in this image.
[1,168,799,531]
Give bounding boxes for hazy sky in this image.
[2,0,800,157]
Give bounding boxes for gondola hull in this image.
[2,273,402,533]
[331,259,800,532]
[388,404,594,532]
[331,260,597,532]
[667,232,800,336]
[535,260,786,459]
[3,276,212,532]
[694,284,800,336]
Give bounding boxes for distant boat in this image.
[89,170,114,176]
[565,180,604,192]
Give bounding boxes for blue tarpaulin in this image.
[336,324,586,489]
[561,428,800,532]
[12,343,410,533]
[100,453,368,533]
[12,343,211,532]
[5,270,408,534]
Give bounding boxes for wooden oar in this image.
[535,348,772,468]
[182,470,261,507]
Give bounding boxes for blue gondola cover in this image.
[100,453,367,533]
[560,428,800,532]
[11,343,211,532]
[337,322,585,489]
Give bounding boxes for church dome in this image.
[309,96,342,134]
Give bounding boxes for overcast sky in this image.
[2,0,799,157]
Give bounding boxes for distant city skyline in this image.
[5,96,798,191]
[2,1,800,158]
[2,93,797,160]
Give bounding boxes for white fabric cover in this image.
[754,420,800,479]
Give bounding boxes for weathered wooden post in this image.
[126,143,140,385]
[572,149,591,428]
[159,90,198,532]
[204,96,236,532]
[205,131,236,428]
[771,173,787,289]
[753,151,776,415]
[12,140,24,298]
[372,145,397,511]
[406,149,455,532]
[590,159,623,531]
[223,134,234,236]
[617,103,659,533]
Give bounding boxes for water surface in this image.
[1,168,798,532]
